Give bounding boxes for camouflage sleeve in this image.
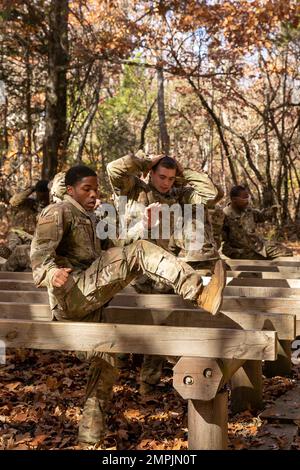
[30,204,71,288]
[206,184,224,209]
[10,187,34,207]
[106,151,153,196]
[253,207,275,223]
[222,214,230,242]
[178,169,218,205]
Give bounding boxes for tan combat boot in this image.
[197,259,226,315]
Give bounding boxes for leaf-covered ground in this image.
[1,349,300,450]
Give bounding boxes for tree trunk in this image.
[139,98,157,150]
[76,67,103,163]
[42,0,69,179]
[157,66,170,154]
[25,47,32,185]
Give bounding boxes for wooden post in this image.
[188,390,228,450]
[264,340,292,377]
[230,360,263,414]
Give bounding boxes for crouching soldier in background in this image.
[0,180,49,271]
[222,185,292,259]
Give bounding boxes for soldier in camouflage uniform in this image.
[0,181,49,271]
[177,185,225,270]
[107,152,225,394]
[222,185,293,259]
[30,164,226,445]
[210,204,225,251]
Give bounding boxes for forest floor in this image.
[1,349,300,451]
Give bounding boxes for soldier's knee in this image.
[133,239,152,251]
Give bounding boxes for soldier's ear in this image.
[66,185,74,196]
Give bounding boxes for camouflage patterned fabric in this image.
[222,203,292,259]
[10,188,41,235]
[30,194,205,443]
[0,244,31,272]
[49,172,67,203]
[0,245,11,259]
[209,204,225,250]
[107,152,220,387]
[1,188,48,272]
[107,152,219,290]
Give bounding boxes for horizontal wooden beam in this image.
[1,283,300,304]
[0,319,277,360]
[104,307,295,341]
[0,272,34,280]
[0,303,295,339]
[225,259,300,267]
[224,265,300,273]
[225,286,300,298]
[110,293,300,310]
[1,267,300,281]
[1,276,300,292]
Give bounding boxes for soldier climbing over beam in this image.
[30,164,226,447]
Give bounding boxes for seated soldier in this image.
[222,185,293,259]
[30,164,226,446]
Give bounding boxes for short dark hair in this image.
[152,156,177,173]
[230,185,248,198]
[65,165,97,186]
[35,180,49,193]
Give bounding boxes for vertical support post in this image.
[188,390,228,450]
[264,340,291,377]
[230,360,263,414]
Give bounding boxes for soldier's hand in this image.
[175,159,184,176]
[51,268,72,287]
[142,202,161,229]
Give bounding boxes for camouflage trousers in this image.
[77,349,117,445]
[52,240,204,321]
[222,240,292,260]
[137,259,218,390]
[51,240,204,444]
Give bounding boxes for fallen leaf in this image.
[31,434,48,447]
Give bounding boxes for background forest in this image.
[1,0,300,233]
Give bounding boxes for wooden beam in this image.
[224,286,300,298]
[1,276,300,291]
[231,360,263,413]
[0,272,33,280]
[1,292,300,316]
[223,278,300,288]
[225,259,300,267]
[110,293,300,310]
[1,268,300,280]
[0,320,277,359]
[104,307,295,340]
[0,281,43,291]
[0,302,51,320]
[0,304,295,340]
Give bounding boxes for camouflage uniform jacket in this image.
[107,153,218,253]
[222,203,273,258]
[31,195,101,314]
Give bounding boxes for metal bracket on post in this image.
[173,357,223,401]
